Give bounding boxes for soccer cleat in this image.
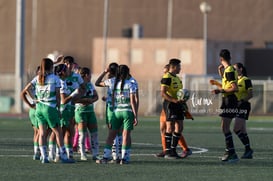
[164,154,177,159]
[33,154,40,160]
[69,150,74,159]
[241,149,253,159]
[81,154,88,161]
[95,157,111,164]
[61,158,75,163]
[54,154,75,163]
[120,159,129,165]
[155,151,165,158]
[222,153,239,163]
[92,155,100,161]
[115,158,121,164]
[164,151,181,159]
[221,150,229,161]
[181,149,192,158]
[109,157,121,164]
[172,151,182,159]
[54,155,60,163]
[41,158,49,164]
[48,154,55,162]
[60,153,75,163]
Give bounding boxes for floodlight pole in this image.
[102,0,109,69]
[15,0,25,113]
[167,0,173,40]
[31,0,38,67]
[100,0,109,118]
[200,2,211,75]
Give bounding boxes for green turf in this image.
[0,116,273,181]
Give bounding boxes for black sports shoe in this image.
[95,157,112,164]
[164,154,178,159]
[171,150,182,159]
[222,153,239,163]
[241,149,253,159]
[155,151,165,158]
[164,150,181,159]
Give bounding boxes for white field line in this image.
[249,127,273,131]
[0,142,208,157]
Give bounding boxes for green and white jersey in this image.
[31,73,61,108]
[113,79,137,112]
[128,76,138,90]
[65,72,84,93]
[59,79,72,111]
[28,84,37,105]
[75,82,96,112]
[104,77,116,107]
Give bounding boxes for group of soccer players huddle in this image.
[21,48,253,164]
[21,55,139,164]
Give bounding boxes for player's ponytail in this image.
[118,65,129,93]
[79,67,90,79]
[38,58,53,85]
[111,66,120,108]
[236,62,247,77]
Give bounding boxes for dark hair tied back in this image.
[235,62,247,76]
[79,67,90,78]
[54,64,66,76]
[219,49,231,61]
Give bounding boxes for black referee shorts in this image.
[236,101,251,120]
[219,94,238,119]
[163,100,184,121]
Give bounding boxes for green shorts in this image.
[35,103,60,129]
[75,106,97,124]
[29,108,39,128]
[105,104,114,125]
[60,105,74,128]
[111,111,134,131]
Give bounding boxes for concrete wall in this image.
[1,0,273,74]
[92,38,247,78]
[93,38,204,79]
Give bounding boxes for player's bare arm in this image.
[95,69,108,87]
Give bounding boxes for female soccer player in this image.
[53,63,81,160]
[29,58,73,163]
[96,64,138,164]
[74,67,99,161]
[62,56,91,154]
[25,58,73,163]
[95,62,121,161]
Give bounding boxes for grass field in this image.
[0,115,273,181]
